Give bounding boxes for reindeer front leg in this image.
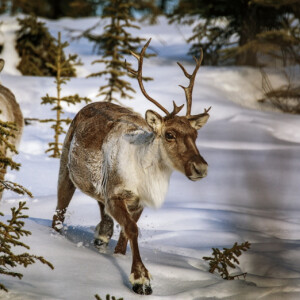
[114,207,143,255]
[106,195,152,295]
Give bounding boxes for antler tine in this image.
[168,101,184,118]
[177,49,204,117]
[204,106,211,114]
[128,38,169,115]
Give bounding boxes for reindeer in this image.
[52,39,210,295]
[0,59,24,200]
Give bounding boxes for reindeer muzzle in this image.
[186,155,208,181]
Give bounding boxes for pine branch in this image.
[0,157,20,171]
[0,180,32,197]
[0,119,19,157]
[60,95,91,105]
[39,119,57,124]
[203,241,251,280]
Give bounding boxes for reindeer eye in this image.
[165,132,176,141]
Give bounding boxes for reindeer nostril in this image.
[192,162,207,178]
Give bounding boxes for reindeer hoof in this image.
[132,283,152,295]
[52,219,63,232]
[94,238,108,250]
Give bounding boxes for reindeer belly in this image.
[68,133,106,199]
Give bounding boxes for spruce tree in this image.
[0,114,32,197]
[170,0,300,66]
[0,202,54,292]
[232,0,300,67]
[86,0,153,102]
[0,89,53,292]
[40,32,91,158]
[16,15,77,77]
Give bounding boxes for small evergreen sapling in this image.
[0,114,32,196]
[40,32,91,158]
[86,0,153,102]
[0,102,52,292]
[0,202,54,292]
[203,241,251,280]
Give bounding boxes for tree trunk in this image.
[50,0,63,19]
[236,37,257,66]
[160,0,167,12]
[236,4,258,66]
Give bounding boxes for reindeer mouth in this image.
[188,174,206,181]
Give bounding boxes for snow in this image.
[1,15,300,300]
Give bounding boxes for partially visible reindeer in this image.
[0,59,24,199]
[52,39,211,295]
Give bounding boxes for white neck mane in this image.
[138,138,173,208]
[112,128,173,208]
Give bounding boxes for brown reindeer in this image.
[0,59,24,200]
[52,39,210,295]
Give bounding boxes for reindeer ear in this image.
[145,110,163,133]
[0,59,4,73]
[188,113,209,130]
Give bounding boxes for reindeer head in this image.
[128,39,210,181]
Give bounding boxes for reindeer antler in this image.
[127,39,169,115]
[127,39,184,117]
[177,49,203,117]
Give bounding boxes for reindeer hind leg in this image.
[94,201,114,250]
[52,163,76,231]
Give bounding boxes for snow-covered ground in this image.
[1,15,300,300]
